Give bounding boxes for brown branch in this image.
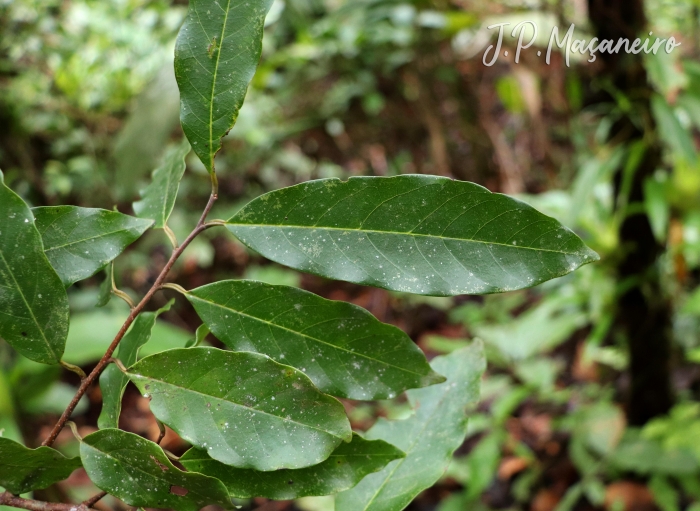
[42,193,219,447]
[81,492,107,508]
[0,492,93,511]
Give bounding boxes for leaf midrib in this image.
[227,223,587,256]
[187,295,428,378]
[208,0,232,169]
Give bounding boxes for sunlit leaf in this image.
[187,280,444,400]
[33,206,153,287]
[126,347,352,471]
[227,176,599,296]
[0,171,69,365]
[181,433,404,499]
[97,301,174,429]
[133,139,190,228]
[0,438,81,494]
[175,0,274,173]
[80,429,232,511]
[336,342,485,511]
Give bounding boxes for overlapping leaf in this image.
[98,301,174,429]
[0,438,82,494]
[175,0,274,172]
[187,280,444,400]
[80,429,232,511]
[33,206,153,287]
[133,139,191,228]
[180,433,405,499]
[336,342,485,511]
[227,176,599,296]
[0,171,69,365]
[125,347,352,471]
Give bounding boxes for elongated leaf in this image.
[133,139,191,228]
[98,301,174,429]
[0,171,69,364]
[126,347,352,471]
[80,429,232,511]
[336,342,485,511]
[33,206,153,287]
[187,280,444,400]
[95,265,113,308]
[181,433,404,499]
[175,0,274,173]
[227,176,599,296]
[0,438,81,494]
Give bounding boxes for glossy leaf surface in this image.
[336,342,485,511]
[188,280,443,400]
[0,171,69,364]
[181,433,404,499]
[98,301,173,429]
[133,139,191,228]
[175,0,273,173]
[80,429,232,511]
[227,176,599,296]
[0,438,81,494]
[126,347,352,471]
[33,206,153,287]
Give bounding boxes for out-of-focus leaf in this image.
[651,94,697,165]
[33,206,153,287]
[175,0,274,173]
[644,175,669,242]
[80,429,232,511]
[63,310,192,365]
[187,280,444,400]
[98,301,174,429]
[181,433,404,499]
[335,342,485,511]
[126,347,352,471]
[0,369,21,442]
[0,438,81,494]
[0,171,69,365]
[608,431,697,476]
[133,139,190,228]
[227,176,599,296]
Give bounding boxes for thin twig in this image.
[0,492,92,511]
[81,492,107,508]
[41,193,219,448]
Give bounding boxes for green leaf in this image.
[335,342,485,511]
[126,347,352,471]
[180,433,405,499]
[133,139,191,228]
[175,0,274,173]
[98,301,174,429]
[226,176,599,296]
[80,429,232,511]
[0,438,82,494]
[33,206,153,287]
[95,265,113,308]
[0,171,69,365]
[651,94,697,165]
[187,280,444,400]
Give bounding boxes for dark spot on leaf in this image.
[21,332,27,337]
[150,455,169,472]
[170,485,189,496]
[287,480,294,485]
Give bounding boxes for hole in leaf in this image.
[170,485,189,496]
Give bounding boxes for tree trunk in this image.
[588,0,674,424]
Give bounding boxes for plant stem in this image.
[0,492,93,511]
[81,492,107,508]
[41,193,218,448]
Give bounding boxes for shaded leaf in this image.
[651,94,697,164]
[126,347,352,471]
[180,433,405,499]
[175,0,274,173]
[0,437,81,494]
[98,300,174,429]
[187,280,444,400]
[133,139,191,228]
[95,265,113,308]
[0,171,69,365]
[33,206,153,287]
[227,176,599,296]
[80,429,232,511]
[336,342,485,511]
